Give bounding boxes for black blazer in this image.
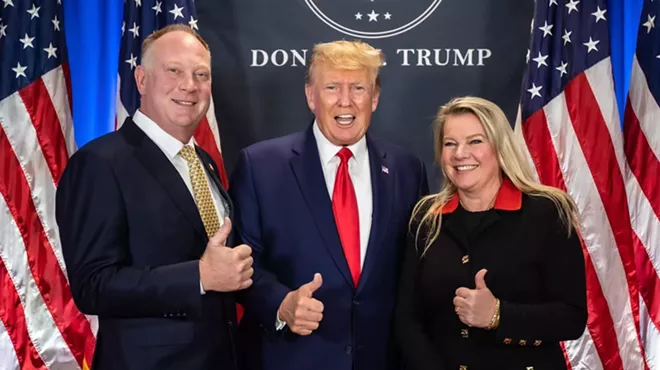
[395,179,587,370]
[56,118,238,370]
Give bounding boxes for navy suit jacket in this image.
[56,118,238,370]
[229,125,429,370]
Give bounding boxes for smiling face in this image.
[441,113,501,195]
[134,30,211,143]
[305,63,380,146]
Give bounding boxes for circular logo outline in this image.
[304,0,442,39]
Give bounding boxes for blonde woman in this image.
[395,97,587,370]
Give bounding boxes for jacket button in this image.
[461,255,470,264]
[345,346,352,355]
[461,329,469,338]
[353,300,360,305]
[459,365,467,370]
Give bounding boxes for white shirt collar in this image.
[312,120,368,165]
[133,110,195,160]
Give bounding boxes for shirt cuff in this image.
[200,280,206,295]
[275,311,286,330]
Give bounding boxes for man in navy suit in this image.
[230,40,429,370]
[56,25,253,370]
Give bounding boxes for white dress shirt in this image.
[133,110,226,294]
[313,121,372,267]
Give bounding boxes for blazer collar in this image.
[442,177,522,214]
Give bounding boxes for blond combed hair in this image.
[306,40,384,88]
[411,96,580,256]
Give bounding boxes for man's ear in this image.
[304,83,316,112]
[134,66,146,94]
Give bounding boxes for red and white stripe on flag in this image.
[0,2,97,370]
[623,0,660,365]
[515,0,659,368]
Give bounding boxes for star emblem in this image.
[355,12,362,20]
[583,37,600,53]
[129,22,140,38]
[532,52,548,68]
[26,3,40,19]
[384,12,392,20]
[189,16,198,30]
[152,1,162,15]
[528,83,542,99]
[538,21,553,37]
[0,22,6,39]
[135,0,141,7]
[44,43,58,59]
[13,62,27,78]
[556,61,568,77]
[125,53,138,70]
[562,29,572,45]
[549,0,558,5]
[52,15,60,31]
[20,33,35,49]
[170,4,184,20]
[643,14,655,34]
[565,0,579,14]
[367,10,379,22]
[591,6,607,23]
[3,0,14,8]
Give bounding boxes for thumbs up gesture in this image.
[199,218,254,292]
[453,269,498,328]
[278,273,325,336]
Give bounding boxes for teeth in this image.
[456,165,478,171]
[336,115,355,125]
[174,100,194,106]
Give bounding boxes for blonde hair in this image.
[141,24,210,67]
[306,40,384,88]
[411,96,580,256]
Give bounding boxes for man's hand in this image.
[199,218,254,292]
[278,273,324,335]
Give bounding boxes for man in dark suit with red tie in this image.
[230,40,429,370]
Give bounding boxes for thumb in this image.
[475,269,488,290]
[301,273,323,297]
[210,217,232,246]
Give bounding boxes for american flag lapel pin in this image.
[381,165,389,174]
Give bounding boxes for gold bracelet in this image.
[486,298,500,330]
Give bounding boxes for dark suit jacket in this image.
[395,178,587,370]
[56,118,238,370]
[229,125,429,370]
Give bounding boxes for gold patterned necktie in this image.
[179,145,220,237]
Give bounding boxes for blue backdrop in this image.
[63,0,644,149]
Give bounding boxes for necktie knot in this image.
[179,145,196,163]
[336,147,353,164]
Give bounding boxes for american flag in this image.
[116,0,228,188]
[515,0,659,368]
[0,1,97,369]
[624,0,660,366]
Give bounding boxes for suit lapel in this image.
[290,127,354,287]
[121,118,207,240]
[357,136,392,292]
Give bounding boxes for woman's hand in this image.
[453,269,498,328]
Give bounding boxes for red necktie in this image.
[332,147,361,286]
